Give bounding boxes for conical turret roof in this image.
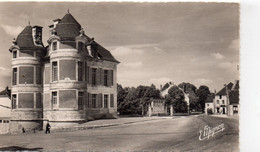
[55,13,81,40]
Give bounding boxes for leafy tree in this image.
[117,84,127,105]
[117,84,160,116]
[166,86,188,113]
[178,82,200,111]
[197,85,210,113]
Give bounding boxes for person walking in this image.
[45,122,51,134]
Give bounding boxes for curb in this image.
[50,118,163,133]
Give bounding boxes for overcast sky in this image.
[0,2,239,92]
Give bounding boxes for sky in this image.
[0,2,239,92]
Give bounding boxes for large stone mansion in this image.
[9,12,119,133]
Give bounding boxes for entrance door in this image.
[217,108,219,113]
[223,108,225,114]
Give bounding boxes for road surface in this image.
[0,115,239,151]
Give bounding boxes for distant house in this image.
[0,88,11,134]
[149,82,189,115]
[205,80,239,116]
[205,93,215,115]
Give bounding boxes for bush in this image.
[207,108,213,115]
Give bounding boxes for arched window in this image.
[52,41,57,51]
[78,41,84,52]
[13,50,17,58]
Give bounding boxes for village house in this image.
[9,12,119,133]
[148,82,190,116]
[205,80,239,116]
[0,88,11,134]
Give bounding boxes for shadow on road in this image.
[0,146,43,151]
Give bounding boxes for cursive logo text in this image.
[199,123,225,140]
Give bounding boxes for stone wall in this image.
[9,120,42,134]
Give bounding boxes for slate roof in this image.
[0,90,6,96]
[233,80,239,90]
[229,90,239,104]
[55,13,81,40]
[53,13,119,63]
[216,82,233,96]
[92,42,119,63]
[15,26,44,50]
[0,89,10,98]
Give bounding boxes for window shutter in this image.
[100,69,104,86]
[88,93,91,108]
[111,70,114,86]
[97,68,101,85]
[85,92,88,108]
[110,94,114,107]
[98,93,102,108]
[85,62,87,82]
[88,66,92,85]
[108,70,112,86]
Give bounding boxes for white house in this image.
[205,80,239,116]
[0,88,11,134]
[160,82,190,115]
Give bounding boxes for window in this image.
[104,70,108,86]
[52,41,57,51]
[110,94,114,107]
[78,61,83,81]
[87,46,92,57]
[78,42,84,52]
[52,92,57,105]
[111,70,114,86]
[3,120,9,123]
[52,61,58,81]
[13,51,17,58]
[104,95,108,108]
[12,94,17,109]
[13,68,17,85]
[78,92,84,110]
[219,95,222,99]
[0,120,2,123]
[91,94,97,108]
[222,100,225,104]
[92,68,97,85]
[217,100,219,104]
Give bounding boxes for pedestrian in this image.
[46,122,51,134]
[22,127,25,134]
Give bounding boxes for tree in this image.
[178,82,200,111]
[197,85,210,113]
[117,84,127,105]
[117,84,160,116]
[166,86,188,113]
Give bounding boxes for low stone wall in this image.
[9,120,42,134]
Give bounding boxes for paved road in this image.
[0,115,239,151]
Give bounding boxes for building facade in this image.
[205,80,239,116]
[9,12,119,133]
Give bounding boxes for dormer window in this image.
[78,42,84,52]
[87,45,92,57]
[52,41,57,51]
[13,51,17,58]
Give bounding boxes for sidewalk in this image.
[49,117,166,133]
